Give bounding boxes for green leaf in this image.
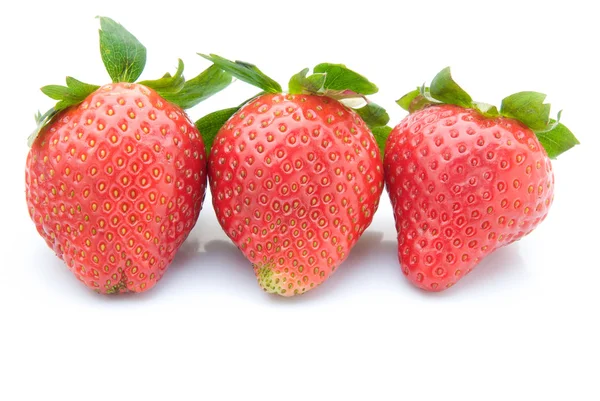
[430,67,473,108]
[305,74,327,92]
[371,126,392,158]
[65,77,99,97]
[199,53,281,93]
[355,102,390,128]
[195,107,240,155]
[139,59,185,95]
[40,77,99,112]
[396,88,421,111]
[535,119,579,159]
[541,109,563,132]
[41,85,70,100]
[288,68,326,94]
[410,95,438,113]
[98,16,147,83]
[161,64,232,110]
[473,102,500,118]
[314,63,378,95]
[500,91,551,131]
[396,86,438,113]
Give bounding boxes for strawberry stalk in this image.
[396,67,579,158]
[29,17,233,146]
[195,55,390,155]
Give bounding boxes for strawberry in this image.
[384,68,579,291]
[25,18,232,293]
[196,56,390,296]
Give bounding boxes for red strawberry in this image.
[384,68,579,291]
[27,83,206,293]
[197,56,388,295]
[25,18,231,293]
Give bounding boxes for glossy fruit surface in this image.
[209,93,384,295]
[26,83,207,293]
[384,104,554,290]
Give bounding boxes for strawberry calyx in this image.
[396,67,579,158]
[195,55,390,155]
[288,63,389,132]
[289,63,378,96]
[28,17,232,147]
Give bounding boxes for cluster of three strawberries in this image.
[25,17,578,296]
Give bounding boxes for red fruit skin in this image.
[209,93,384,296]
[384,105,554,291]
[25,83,207,293]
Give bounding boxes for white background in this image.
[1,1,599,400]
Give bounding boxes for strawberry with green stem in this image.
[384,67,579,291]
[197,55,389,296]
[25,17,232,294]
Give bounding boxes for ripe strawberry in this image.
[384,68,579,291]
[25,18,231,293]
[197,56,389,295]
